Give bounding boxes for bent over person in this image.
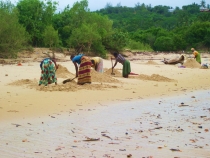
[112,52,131,78]
[191,48,201,64]
[90,57,103,73]
[39,58,58,86]
[70,54,92,85]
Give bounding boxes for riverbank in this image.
[0,53,210,157]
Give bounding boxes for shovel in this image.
[111,59,115,75]
[63,77,77,84]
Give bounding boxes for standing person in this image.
[191,48,201,64]
[90,57,103,73]
[112,52,131,78]
[70,54,92,85]
[39,58,58,86]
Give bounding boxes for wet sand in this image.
[1,90,210,158]
[0,53,210,157]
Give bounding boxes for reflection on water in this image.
[0,90,210,158]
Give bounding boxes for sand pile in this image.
[91,69,120,83]
[104,68,122,77]
[56,65,74,78]
[137,74,175,82]
[8,79,118,92]
[146,60,158,65]
[8,79,37,86]
[183,59,201,68]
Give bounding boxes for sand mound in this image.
[183,59,201,68]
[137,74,175,82]
[146,60,158,65]
[91,69,120,83]
[8,79,118,92]
[56,65,74,78]
[9,79,37,86]
[104,68,122,77]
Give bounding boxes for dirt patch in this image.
[56,65,74,78]
[146,60,158,65]
[8,79,118,92]
[183,59,201,68]
[104,68,122,77]
[91,69,120,83]
[136,74,175,82]
[8,79,37,86]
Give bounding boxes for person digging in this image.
[111,52,138,78]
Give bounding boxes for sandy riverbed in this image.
[0,52,210,157]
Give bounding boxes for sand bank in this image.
[0,53,210,157]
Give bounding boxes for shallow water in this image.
[0,90,210,158]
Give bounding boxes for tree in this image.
[103,29,129,51]
[0,1,28,58]
[203,28,210,50]
[185,22,210,48]
[200,0,206,8]
[154,36,174,51]
[67,23,101,53]
[43,25,60,48]
[16,0,57,46]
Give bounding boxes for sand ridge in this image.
[91,69,120,83]
[136,74,176,82]
[8,78,118,92]
[56,64,75,78]
[146,60,159,65]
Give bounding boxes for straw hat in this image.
[191,48,195,51]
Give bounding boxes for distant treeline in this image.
[0,0,209,58]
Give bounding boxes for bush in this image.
[0,4,28,58]
[126,40,153,51]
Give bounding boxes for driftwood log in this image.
[163,55,185,65]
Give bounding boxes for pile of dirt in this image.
[8,79,37,86]
[8,79,118,92]
[56,65,74,78]
[137,74,175,82]
[146,60,158,65]
[104,68,122,77]
[91,69,120,83]
[183,59,201,68]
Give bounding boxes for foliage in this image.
[103,29,129,51]
[43,25,60,47]
[16,0,57,46]
[154,36,174,51]
[126,40,153,51]
[1,0,210,58]
[67,23,101,53]
[0,1,28,58]
[185,22,210,49]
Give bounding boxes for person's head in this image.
[70,55,75,61]
[91,59,95,65]
[113,52,119,58]
[51,57,56,62]
[191,48,195,52]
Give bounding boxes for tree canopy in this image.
[0,0,210,58]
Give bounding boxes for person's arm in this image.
[112,60,118,69]
[52,59,58,70]
[40,61,43,70]
[95,63,98,71]
[73,62,78,77]
[193,52,197,59]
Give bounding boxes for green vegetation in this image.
[0,0,209,58]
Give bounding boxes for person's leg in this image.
[123,60,130,78]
